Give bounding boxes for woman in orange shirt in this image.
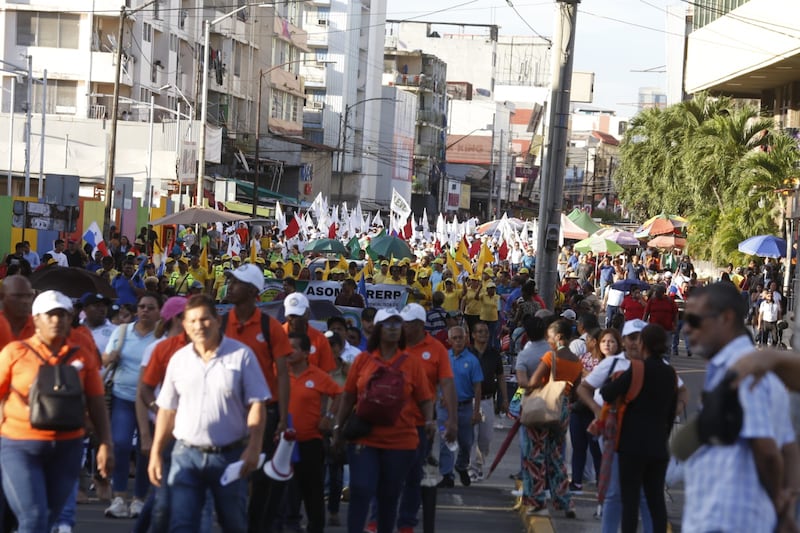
[522,319,583,518]
[0,290,112,533]
[332,309,434,533]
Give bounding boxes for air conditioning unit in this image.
[317,19,328,26]
[310,101,324,109]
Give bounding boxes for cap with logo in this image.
[32,290,73,315]
[225,264,265,292]
[374,308,403,325]
[621,319,648,337]
[284,293,310,317]
[400,303,426,322]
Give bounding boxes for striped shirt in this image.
[683,335,794,533]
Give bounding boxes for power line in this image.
[504,0,552,46]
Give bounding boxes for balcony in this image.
[92,52,133,85]
[390,73,433,91]
[307,31,328,48]
[302,67,326,88]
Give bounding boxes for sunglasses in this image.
[685,312,715,329]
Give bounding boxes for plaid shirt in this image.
[683,335,794,533]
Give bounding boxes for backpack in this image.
[220,309,271,357]
[355,354,409,426]
[588,359,644,449]
[21,343,85,431]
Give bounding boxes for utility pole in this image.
[336,104,349,203]
[253,70,263,217]
[535,0,579,309]
[103,6,126,238]
[24,54,31,197]
[488,113,496,219]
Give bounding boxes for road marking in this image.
[675,369,706,374]
[436,504,513,512]
[451,494,464,506]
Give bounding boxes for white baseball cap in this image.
[284,292,310,317]
[226,264,265,292]
[32,290,73,315]
[622,319,648,337]
[400,303,426,323]
[374,308,402,325]
[560,309,577,321]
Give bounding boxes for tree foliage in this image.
[614,92,799,265]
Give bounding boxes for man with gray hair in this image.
[437,325,483,488]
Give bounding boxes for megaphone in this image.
[263,429,297,481]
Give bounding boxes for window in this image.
[143,22,152,43]
[169,34,178,52]
[16,12,79,49]
[270,91,302,124]
[153,0,160,20]
[234,42,241,77]
[317,7,330,26]
[30,79,77,113]
[140,87,151,102]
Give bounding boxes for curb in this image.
[513,480,556,533]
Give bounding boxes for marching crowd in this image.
[0,221,796,533]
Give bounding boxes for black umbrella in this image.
[611,279,650,292]
[29,266,117,300]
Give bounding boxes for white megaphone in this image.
[263,429,297,481]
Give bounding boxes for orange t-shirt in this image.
[282,323,336,373]
[0,315,14,351]
[539,351,584,394]
[0,312,35,341]
[0,335,104,441]
[407,334,453,426]
[289,365,342,442]
[345,349,433,450]
[224,308,292,400]
[141,334,190,388]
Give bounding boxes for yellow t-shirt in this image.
[188,267,209,286]
[463,288,482,316]
[479,293,500,322]
[442,290,461,312]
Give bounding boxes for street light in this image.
[197,2,274,209]
[336,97,397,203]
[252,59,334,216]
[161,83,195,210]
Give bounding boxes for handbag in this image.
[520,351,567,427]
[341,413,372,441]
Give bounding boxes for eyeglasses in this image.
[685,312,716,329]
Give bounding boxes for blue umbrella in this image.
[738,235,787,258]
[611,279,651,292]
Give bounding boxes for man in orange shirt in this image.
[282,293,336,372]
[220,264,293,532]
[0,290,112,532]
[0,275,36,340]
[285,332,341,533]
[394,303,458,533]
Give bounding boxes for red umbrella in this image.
[646,218,682,236]
[647,235,687,250]
[485,419,521,480]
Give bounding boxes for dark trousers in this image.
[569,409,601,485]
[617,454,669,533]
[248,404,287,533]
[285,439,325,533]
[327,456,344,515]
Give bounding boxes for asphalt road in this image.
[72,343,710,533]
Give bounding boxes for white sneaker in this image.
[105,496,129,518]
[129,498,144,518]
[51,525,72,533]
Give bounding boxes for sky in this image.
[385,0,675,118]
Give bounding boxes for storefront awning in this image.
[230,179,299,206]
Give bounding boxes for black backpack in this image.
[21,343,85,431]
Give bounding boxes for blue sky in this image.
[386,0,674,117]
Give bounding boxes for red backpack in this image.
[356,354,409,426]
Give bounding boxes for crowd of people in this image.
[0,219,796,533]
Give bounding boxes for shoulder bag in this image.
[520,351,568,427]
[104,323,128,411]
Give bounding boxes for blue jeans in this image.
[110,396,149,498]
[1,437,83,533]
[168,441,248,533]
[397,427,429,528]
[605,305,619,328]
[438,402,474,477]
[671,320,689,354]
[347,444,415,533]
[602,451,653,533]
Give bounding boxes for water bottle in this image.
[439,425,458,453]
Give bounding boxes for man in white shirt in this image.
[79,292,116,353]
[49,239,69,267]
[757,290,781,346]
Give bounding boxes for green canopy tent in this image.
[568,209,602,235]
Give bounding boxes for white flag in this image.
[372,210,383,227]
[310,192,324,220]
[596,197,608,209]
[390,188,412,219]
[275,201,287,231]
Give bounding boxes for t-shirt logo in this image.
[310,345,317,354]
[305,380,314,388]
[463,362,469,369]
[256,333,265,343]
[422,351,431,360]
